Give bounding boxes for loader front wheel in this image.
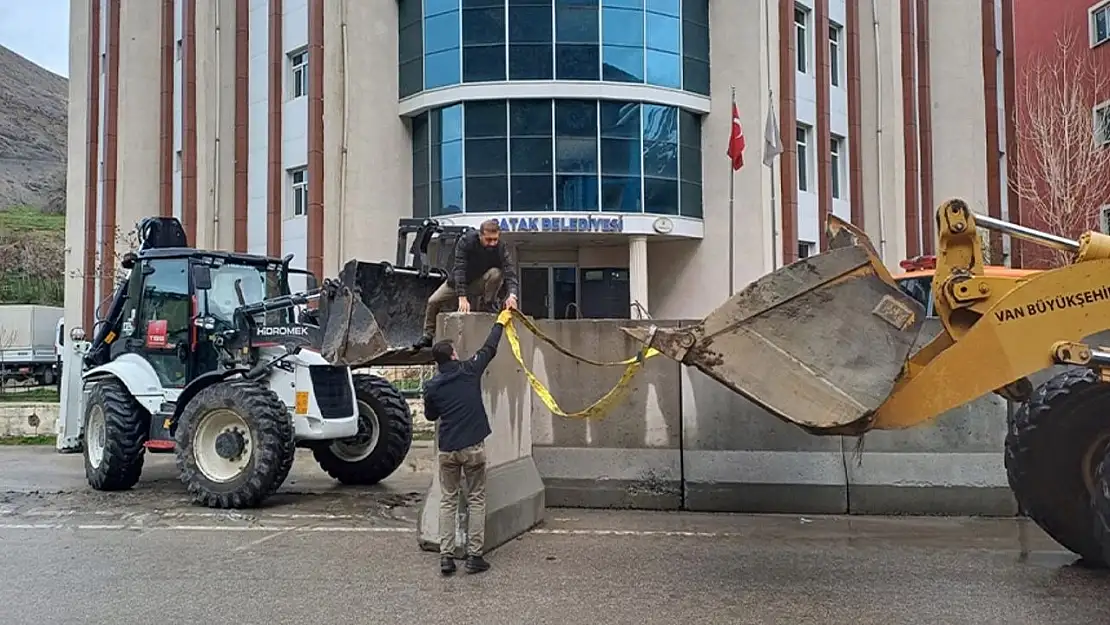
[175,380,295,509]
[1005,368,1110,566]
[313,374,413,486]
[83,377,150,491]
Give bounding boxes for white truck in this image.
[0,304,65,386]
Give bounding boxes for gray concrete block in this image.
[680,366,849,513]
[533,446,681,509]
[418,455,545,557]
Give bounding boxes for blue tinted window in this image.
[602,45,642,82]
[432,141,464,180]
[462,7,504,45]
[645,0,679,16]
[400,59,423,98]
[414,100,702,218]
[509,5,553,41]
[433,105,464,142]
[465,101,507,136]
[509,44,554,79]
[464,45,506,81]
[556,175,599,210]
[643,177,678,214]
[556,4,599,43]
[680,0,707,24]
[602,7,643,46]
[467,175,509,211]
[400,0,422,26]
[425,50,461,88]
[510,99,553,135]
[464,0,501,7]
[512,174,555,210]
[602,0,642,8]
[425,0,458,15]
[642,104,677,177]
[432,177,465,214]
[425,12,460,53]
[682,20,708,60]
[602,176,641,212]
[645,12,679,53]
[645,49,680,88]
[556,44,599,80]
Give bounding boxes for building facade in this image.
[64,0,1012,330]
[1010,0,1110,267]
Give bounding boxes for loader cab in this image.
[111,249,293,389]
[894,255,1040,318]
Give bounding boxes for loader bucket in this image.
[622,222,926,435]
[317,259,445,367]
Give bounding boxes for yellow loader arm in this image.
[624,198,1110,436]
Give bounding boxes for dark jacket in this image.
[422,323,504,452]
[453,230,519,297]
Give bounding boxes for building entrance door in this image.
[518,265,579,320]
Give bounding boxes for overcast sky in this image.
[0,0,70,78]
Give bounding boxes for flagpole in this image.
[769,92,779,271]
[728,85,736,296]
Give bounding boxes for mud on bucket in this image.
[318,259,446,367]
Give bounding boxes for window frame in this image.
[797,240,816,259]
[289,167,308,217]
[1091,1,1110,48]
[1094,100,1110,146]
[289,49,308,100]
[829,23,842,87]
[830,134,843,199]
[794,5,810,75]
[796,123,811,192]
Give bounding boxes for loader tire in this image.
[1005,368,1110,566]
[1091,452,1110,565]
[313,374,413,486]
[175,380,295,509]
[82,377,150,491]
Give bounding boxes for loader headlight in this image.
[70,327,86,341]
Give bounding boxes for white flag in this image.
[762,99,782,168]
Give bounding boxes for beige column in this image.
[629,235,649,318]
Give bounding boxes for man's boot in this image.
[440,555,456,576]
[465,555,490,574]
[412,333,434,350]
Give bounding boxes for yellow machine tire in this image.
[1091,452,1110,565]
[1005,368,1110,567]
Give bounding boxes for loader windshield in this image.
[203,262,289,326]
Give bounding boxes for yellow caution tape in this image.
[502,309,660,420]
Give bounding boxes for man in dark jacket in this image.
[423,309,511,575]
[414,219,519,349]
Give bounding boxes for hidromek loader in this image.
[56,215,472,509]
[622,198,1110,566]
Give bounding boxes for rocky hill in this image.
[0,44,67,214]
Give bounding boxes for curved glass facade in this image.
[411,99,703,218]
[398,0,711,98]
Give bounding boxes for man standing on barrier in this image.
[413,219,519,350]
[423,307,513,575]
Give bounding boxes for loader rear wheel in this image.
[82,377,150,491]
[175,380,295,509]
[313,374,413,486]
[1005,368,1110,566]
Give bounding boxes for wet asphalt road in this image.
[2,446,1109,625]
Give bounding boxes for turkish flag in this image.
[727,103,745,171]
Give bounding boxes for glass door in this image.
[518,265,580,319]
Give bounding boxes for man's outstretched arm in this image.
[470,310,512,373]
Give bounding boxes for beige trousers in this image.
[438,442,487,557]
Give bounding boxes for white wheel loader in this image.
[55,216,414,508]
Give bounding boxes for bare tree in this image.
[1011,27,1110,267]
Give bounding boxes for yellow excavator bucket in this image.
[622,216,926,435]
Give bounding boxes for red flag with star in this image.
[727,103,745,171]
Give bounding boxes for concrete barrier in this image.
[529,319,683,510]
[417,313,545,557]
[681,366,850,514]
[0,402,59,437]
